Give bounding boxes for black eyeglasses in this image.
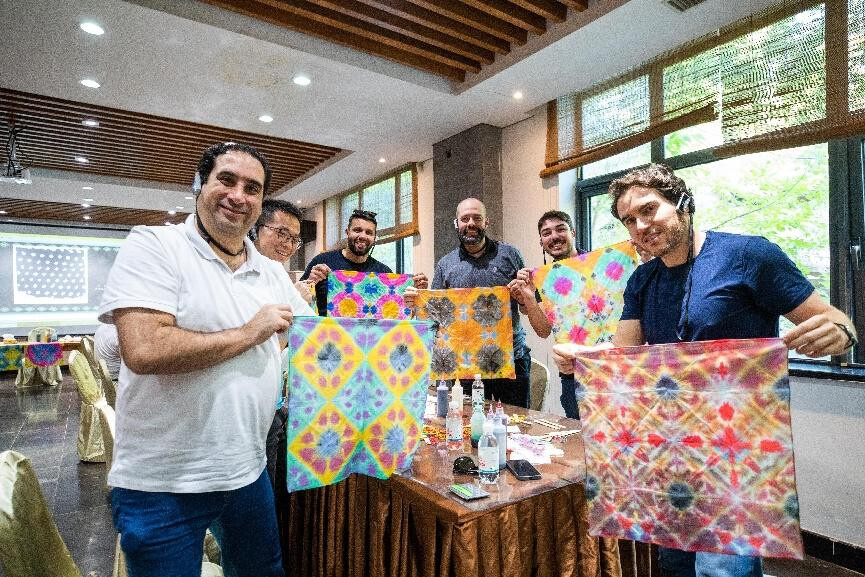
[260,225,303,247]
[452,456,479,475]
[352,209,377,219]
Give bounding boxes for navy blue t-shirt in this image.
[621,231,814,345]
[301,249,392,316]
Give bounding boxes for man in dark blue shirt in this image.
[554,164,856,577]
[429,197,532,408]
[301,209,427,315]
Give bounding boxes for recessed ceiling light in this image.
[80,22,104,35]
[82,186,93,190]
[81,203,91,208]
[258,114,273,123]
[82,198,94,202]
[175,206,184,210]
[168,210,176,215]
[378,157,386,163]
[164,221,171,225]
[293,75,311,86]
[82,118,100,127]
[512,91,524,100]
[74,156,89,164]
[80,79,100,89]
[185,196,193,200]
[0,210,7,215]
[83,215,92,220]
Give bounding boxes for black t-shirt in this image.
[300,249,392,316]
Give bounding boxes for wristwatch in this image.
[834,323,858,350]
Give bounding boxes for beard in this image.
[458,227,486,247]
[643,214,689,259]
[347,236,373,257]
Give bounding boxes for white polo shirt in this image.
[99,215,313,493]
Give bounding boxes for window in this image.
[322,165,419,273]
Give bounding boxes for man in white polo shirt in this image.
[99,142,308,577]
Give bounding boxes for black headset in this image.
[674,191,694,214]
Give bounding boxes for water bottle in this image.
[436,380,449,418]
[470,399,484,448]
[446,400,463,451]
[492,409,507,469]
[477,419,499,485]
[471,373,484,411]
[452,381,464,415]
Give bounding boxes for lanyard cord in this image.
[195,213,245,257]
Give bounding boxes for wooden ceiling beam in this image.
[315,0,494,64]
[256,0,481,72]
[203,0,466,80]
[509,0,566,22]
[558,0,588,10]
[363,0,510,54]
[408,0,527,45]
[458,0,546,35]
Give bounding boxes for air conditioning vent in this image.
[666,0,707,11]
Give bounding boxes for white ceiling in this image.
[0,0,776,214]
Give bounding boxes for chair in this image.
[68,351,106,463]
[0,450,82,577]
[81,336,117,407]
[14,326,62,388]
[529,357,550,412]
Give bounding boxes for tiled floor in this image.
[0,372,861,577]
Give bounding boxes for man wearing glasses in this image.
[301,209,428,315]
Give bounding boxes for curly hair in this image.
[194,142,272,196]
[608,163,693,220]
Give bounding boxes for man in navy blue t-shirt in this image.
[554,164,856,577]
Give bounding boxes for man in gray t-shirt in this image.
[430,197,532,408]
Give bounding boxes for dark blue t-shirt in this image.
[621,231,814,345]
[301,249,392,316]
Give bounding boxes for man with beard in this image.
[430,197,532,408]
[301,209,428,315]
[553,163,855,577]
[100,142,304,576]
[508,210,584,418]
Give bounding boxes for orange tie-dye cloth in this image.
[533,240,637,345]
[573,338,803,559]
[415,286,515,380]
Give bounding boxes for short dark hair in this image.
[347,209,377,230]
[253,199,302,236]
[608,163,693,220]
[537,210,574,233]
[195,142,273,196]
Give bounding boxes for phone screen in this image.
[507,459,541,480]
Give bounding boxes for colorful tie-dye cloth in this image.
[533,240,637,345]
[284,317,436,491]
[327,271,414,319]
[573,338,803,559]
[0,343,63,370]
[415,286,515,380]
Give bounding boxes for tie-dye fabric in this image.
[285,317,436,491]
[415,286,515,380]
[327,271,414,319]
[0,343,64,370]
[574,338,803,559]
[533,240,637,345]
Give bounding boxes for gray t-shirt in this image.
[431,239,530,360]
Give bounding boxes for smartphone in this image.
[506,459,542,481]
[449,483,490,500]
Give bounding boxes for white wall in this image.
[500,106,563,414]
[413,158,435,278]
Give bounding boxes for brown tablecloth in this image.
[279,405,657,577]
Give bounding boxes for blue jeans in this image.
[658,548,763,577]
[559,373,580,419]
[111,470,284,577]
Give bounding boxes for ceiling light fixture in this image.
[80,79,100,89]
[74,156,89,164]
[185,196,193,200]
[83,215,92,220]
[168,210,176,215]
[80,22,104,35]
[258,114,273,123]
[175,206,184,210]
[164,221,171,225]
[378,157,386,163]
[0,210,7,215]
[293,75,311,86]
[82,186,94,190]
[82,118,100,127]
[81,203,91,208]
[512,91,524,100]
[83,198,94,202]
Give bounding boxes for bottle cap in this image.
[474,373,481,380]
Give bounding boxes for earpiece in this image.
[675,192,693,214]
[192,172,202,194]
[453,219,458,229]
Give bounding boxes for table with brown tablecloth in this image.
[278,405,658,577]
